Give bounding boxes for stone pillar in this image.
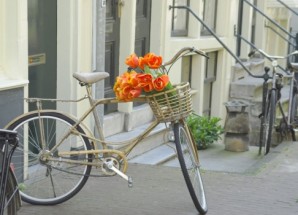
[224,100,250,152]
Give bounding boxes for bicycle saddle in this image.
[73,72,109,84]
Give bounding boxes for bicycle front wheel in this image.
[7,111,93,205]
[263,90,276,155]
[290,93,298,124]
[174,122,207,214]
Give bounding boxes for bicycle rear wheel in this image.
[263,90,276,155]
[174,121,207,214]
[7,111,93,205]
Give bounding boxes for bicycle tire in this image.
[7,111,93,205]
[174,121,207,214]
[263,90,276,155]
[290,93,298,124]
[2,171,18,215]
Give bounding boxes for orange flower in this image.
[153,75,169,91]
[125,53,139,68]
[128,71,140,89]
[143,53,162,69]
[127,89,142,100]
[113,76,122,93]
[138,57,147,70]
[136,73,154,92]
[113,71,143,101]
[122,83,133,95]
[114,52,173,101]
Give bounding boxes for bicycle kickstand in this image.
[104,161,133,188]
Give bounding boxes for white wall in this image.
[3,0,295,126]
[0,0,28,92]
[148,0,239,121]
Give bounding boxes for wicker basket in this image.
[146,82,192,122]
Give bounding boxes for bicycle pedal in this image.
[105,162,132,185]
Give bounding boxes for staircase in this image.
[103,57,293,165]
[229,57,292,146]
[103,103,184,166]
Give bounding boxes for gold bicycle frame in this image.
[8,84,164,174]
[6,47,206,176]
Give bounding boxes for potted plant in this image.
[186,113,224,150]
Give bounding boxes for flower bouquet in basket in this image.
[113,52,192,122]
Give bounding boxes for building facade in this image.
[1,0,297,136]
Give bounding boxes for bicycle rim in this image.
[7,111,92,205]
[263,90,276,155]
[174,122,207,214]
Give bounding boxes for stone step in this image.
[231,78,291,118]
[103,104,154,137]
[230,70,292,102]
[106,122,171,160]
[231,58,265,81]
[229,59,294,147]
[249,85,292,119]
[230,76,265,100]
[129,142,177,165]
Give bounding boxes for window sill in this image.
[0,79,29,91]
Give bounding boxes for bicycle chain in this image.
[46,156,123,178]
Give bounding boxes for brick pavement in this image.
[18,141,298,215]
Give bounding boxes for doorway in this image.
[28,0,57,111]
[104,0,151,113]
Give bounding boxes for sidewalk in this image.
[18,141,298,215]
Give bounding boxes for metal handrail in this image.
[237,0,297,61]
[169,5,264,79]
[243,0,294,39]
[234,28,286,72]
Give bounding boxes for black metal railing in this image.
[170,2,297,73]
[169,5,263,78]
[237,0,297,63]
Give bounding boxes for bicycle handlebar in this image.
[162,47,208,66]
[249,49,298,61]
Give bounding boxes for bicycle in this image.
[248,49,298,155]
[5,47,208,214]
[0,129,22,215]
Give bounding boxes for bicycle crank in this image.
[103,158,133,188]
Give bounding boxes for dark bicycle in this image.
[249,49,298,155]
[0,129,21,215]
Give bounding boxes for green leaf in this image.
[144,65,152,74]
[186,113,224,149]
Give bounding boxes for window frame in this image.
[203,51,218,116]
[181,55,192,83]
[201,0,218,36]
[171,0,190,37]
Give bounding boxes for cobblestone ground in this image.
[18,142,298,215]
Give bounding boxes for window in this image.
[201,0,218,36]
[171,0,190,37]
[203,52,218,116]
[181,55,192,83]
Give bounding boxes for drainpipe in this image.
[236,0,244,57]
[296,33,298,62]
